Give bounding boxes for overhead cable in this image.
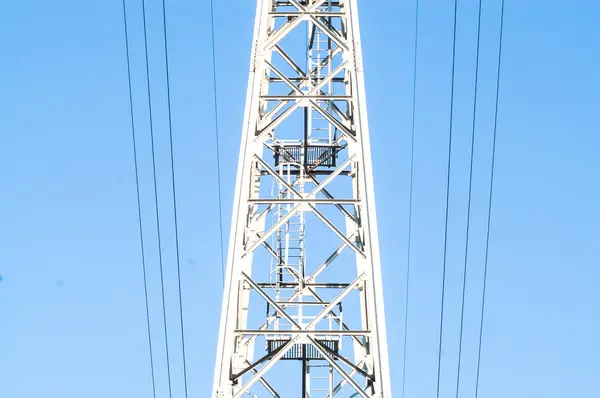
[436,1,459,397]
[210,0,226,285]
[454,1,483,397]
[121,1,158,397]
[401,1,420,397]
[159,0,190,396]
[475,1,506,396]
[141,0,174,396]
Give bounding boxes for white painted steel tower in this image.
[213,1,391,396]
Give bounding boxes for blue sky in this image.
[1,1,599,397]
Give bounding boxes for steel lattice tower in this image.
[213,1,391,396]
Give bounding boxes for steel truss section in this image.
[213,0,391,396]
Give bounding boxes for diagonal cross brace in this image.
[231,338,298,398]
[265,0,344,50]
[326,361,365,398]
[310,341,370,398]
[242,202,301,258]
[257,61,348,138]
[310,204,365,258]
[231,343,288,381]
[255,155,303,198]
[246,361,281,398]
[241,272,301,330]
[307,155,356,199]
[306,272,366,330]
[310,337,374,382]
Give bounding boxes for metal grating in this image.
[267,339,339,360]
[273,144,340,167]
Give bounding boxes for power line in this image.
[159,0,190,397]
[140,0,174,397]
[436,1,459,397]
[455,1,483,397]
[121,2,158,397]
[401,1,419,397]
[210,0,226,285]
[475,0,505,396]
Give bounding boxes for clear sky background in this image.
[1,1,599,397]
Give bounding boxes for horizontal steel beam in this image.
[235,330,370,336]
[257,283,351,288]
[231,344,287,381]
[311,338,375,382]
[269,77,345,83]
[261,95,351,100]
[274,0,342,5]
[249,198,357,204]
[260,170,351,176]
[269,12,344,17]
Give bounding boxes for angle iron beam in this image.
[259,170,352,176]
[231,343,288,380]
[269,12,344,17]
[310,99,355,140]
[255,156,303,197]
[306,272,366,330]
[310,337,374,382]
[307,0,335,13]
[235,330,370,336]
[265,60,303,94]
[256,282,351,288]
[306,238,351,283]
[274,45,306,78]
[304,286,367,349]
[261,95,351,100]
[309,341,370,398]
[265,17,305,50]
[246,363,281,398]
[241,205,300,257]
[257,61,349,139]
[308,15,349,51]
[231,338,299,398]
[248,198,357,204]
[241,272,301,329]
[306,173,356,222]
[307,154,356,198]
[326,364,363,398]
[309,204,365,258]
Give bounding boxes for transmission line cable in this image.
[121,2,158,397]
[210,0,226,286]
[141,1,174,397]
[160,0,190,397]
[475,1,505,396]
[401,1,419,397]
[454,1,482,397]
[436,1,459,397]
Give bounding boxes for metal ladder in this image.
[308,362,334,398]
[271,161,306,328]
[308,1,334,145]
